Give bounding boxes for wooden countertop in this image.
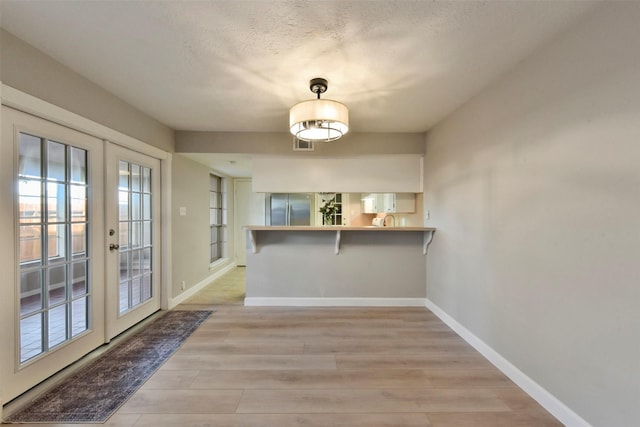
[245,226,436,231]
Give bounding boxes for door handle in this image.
[109,243,120,251]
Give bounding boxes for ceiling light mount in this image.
[289,77,349,143]
[309,78,328,98]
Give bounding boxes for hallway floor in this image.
[181,266,246,309]
[6,268,561,427]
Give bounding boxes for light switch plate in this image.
[179,207,187,216]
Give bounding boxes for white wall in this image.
[423,3,640,426]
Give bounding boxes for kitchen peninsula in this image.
[244,226,436,307]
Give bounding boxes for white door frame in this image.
[0,86,172,410]
[0,106,106,403]
[104,142,162,340]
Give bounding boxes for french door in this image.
[0,107,162,404]
[104,143,160,340]
[0,107,105,402]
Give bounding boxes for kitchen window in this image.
[316,193,345,226]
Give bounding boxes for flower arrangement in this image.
[319,197,339,225]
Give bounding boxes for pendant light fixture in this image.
[289,78,349,142]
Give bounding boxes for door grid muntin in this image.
[17,132,90,363]
[118,160,153,314]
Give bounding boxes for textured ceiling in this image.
[1,1,596,134]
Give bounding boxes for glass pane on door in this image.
[118,161,153,314]
[17,132,91,363]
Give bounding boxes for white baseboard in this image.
[244,297,426,307]
[425,298,591,427]
[168,262,237,309]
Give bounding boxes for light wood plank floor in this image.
[181,266,247,308]
[11,268,562,426]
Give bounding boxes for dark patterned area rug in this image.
[5,310,212,424]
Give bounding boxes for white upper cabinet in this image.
[361,193,416,213]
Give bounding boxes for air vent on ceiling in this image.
[293,137,314,151]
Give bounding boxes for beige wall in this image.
[251,156,423,193]
[423,3,640,426]
[245,229,427,302]
[171,154,235,297]
[0,29,174,152]
[176,131,425,156]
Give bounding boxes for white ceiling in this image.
[1,0,597,137]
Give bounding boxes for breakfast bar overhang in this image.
[244,226,436,307]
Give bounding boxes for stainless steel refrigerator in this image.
[268,193,311,226]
